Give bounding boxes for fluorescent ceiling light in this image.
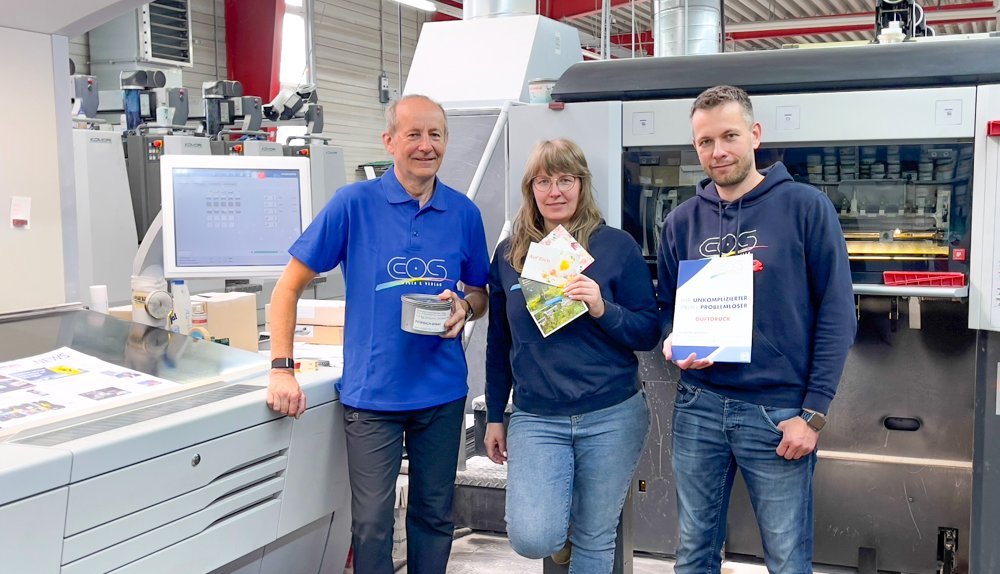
[391,0,437,12]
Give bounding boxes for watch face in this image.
[145,290,174,320]
[272,358,295,369]
[804,411,826,431]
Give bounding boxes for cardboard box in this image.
[638,166,653,186]
[652,166,680,187]
[295,324,344,345]
[268,322,344,345]
[679,165,707,186]
[266,299,345,327]
[108,305,132,322]
[191,292,258,352]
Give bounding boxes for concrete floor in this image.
[445,532,852,573]
[446,533,669,573]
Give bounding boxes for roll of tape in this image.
[189,326,211,340]
[89,285,109,314]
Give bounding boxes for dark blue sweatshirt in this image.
[656,162,856,414]
[485,225,660,422]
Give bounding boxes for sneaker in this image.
[551,541,572,565]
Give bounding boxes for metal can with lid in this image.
[400,294,452,335]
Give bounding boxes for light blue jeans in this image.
[505,390,650,574]
[671,381,817,574]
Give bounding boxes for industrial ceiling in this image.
[435,0,999,55]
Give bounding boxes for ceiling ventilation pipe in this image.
[463,0,536,19]
[653,0,721,56]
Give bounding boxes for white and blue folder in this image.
[672,254,754,363]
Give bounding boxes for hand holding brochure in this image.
[671,254,753,363]
[519,277,588,338]
[518,226,594,336]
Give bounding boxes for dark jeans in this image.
[343,396,466,574]
[672,382,816,574]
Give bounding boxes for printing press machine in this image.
[499,38,1000,572]
[0,307,350,574]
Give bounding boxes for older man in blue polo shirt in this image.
[267,94,490,574]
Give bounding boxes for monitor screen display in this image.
[160,155,312,279]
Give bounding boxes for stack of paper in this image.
[519,226,594,337]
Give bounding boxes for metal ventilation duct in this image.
[143,0,193,65]
[463,0,535,20]
[653,0,721,56]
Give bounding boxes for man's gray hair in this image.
[384,94,449,136]
[691,85,755,128]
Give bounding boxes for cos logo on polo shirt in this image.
[376,256,454,291]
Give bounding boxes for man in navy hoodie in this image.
[656,85,856,573]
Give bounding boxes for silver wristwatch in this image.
[800,410,827,432]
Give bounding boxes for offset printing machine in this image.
[503,37,1000,573]
[0,308,351,574]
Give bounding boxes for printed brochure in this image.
[519,277,589,338]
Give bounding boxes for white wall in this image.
[0,28,73,312]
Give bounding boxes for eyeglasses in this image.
[532,175,579,192]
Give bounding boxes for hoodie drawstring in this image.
[718,201,725,256]
[718,197,745,257]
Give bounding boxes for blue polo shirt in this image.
[289,167,490,411]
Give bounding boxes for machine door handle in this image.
[883,417,921,431]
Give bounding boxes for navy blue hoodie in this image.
[486,225,660,422]
[656,162,856,414]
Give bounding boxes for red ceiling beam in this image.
[434,0,461,21]
[729,23,870,40]
[544,0,637,21]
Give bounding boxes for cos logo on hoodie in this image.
[699,230,759,258]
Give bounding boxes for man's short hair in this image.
[384,94,449,136]
[691,85,755,127]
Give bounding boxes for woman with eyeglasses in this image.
[484,138,659,572]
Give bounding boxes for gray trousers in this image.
[343,396,465,574]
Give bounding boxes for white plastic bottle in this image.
[170,279,192,334]
[878,20,906,44]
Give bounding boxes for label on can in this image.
[411,307,451,333]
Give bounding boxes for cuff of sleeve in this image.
[594,300,624,331]
[659,322,673,346]
[802,391,832,415]
[486,409,505,423]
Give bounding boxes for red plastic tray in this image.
[883,271,966,287]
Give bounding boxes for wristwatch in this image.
[272,358,295,370]
[800,410,827,432]
[462,298,475,322]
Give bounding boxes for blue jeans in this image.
[505,390,650,574]
[672,382,816,574]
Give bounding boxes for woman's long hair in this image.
[506,139,604,273]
